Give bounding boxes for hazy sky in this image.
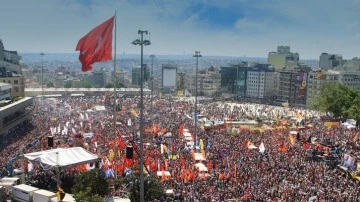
[1,0,360,59]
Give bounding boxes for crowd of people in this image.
[1,94,360,201]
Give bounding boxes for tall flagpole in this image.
[113,11,118,180]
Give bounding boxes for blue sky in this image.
[0,0,360,59]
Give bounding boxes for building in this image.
[0,40,24,97]
[319,53,343,70]
[131,65,150,87]
[92,71,106,87]
[306,70,360,107]
[177,72,187,92]
[220,62,248,98]
[161,64,177,93]
[335,57,360,72]
[185,67,221,96]
[201,67,221,96]
[111,69,126,86]
[268,46,299,70]
[275,66,311,107]
[246,64,275,99]
[0,74,25,97]
[0,82,33,138]
[306,70,339,106]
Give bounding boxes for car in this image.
[346,119,357,126]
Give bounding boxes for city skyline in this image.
[1,0,360,59]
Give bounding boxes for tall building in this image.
[177,72,186,91]
[319,53,343,70]
[268,46,299,70]
[220,62,248,98]
[161,64,177,93]
[335,57,360,72]
[186,67,221,96]
[307,70,360,106]
[0,40,24,97]
[92,71,106,87]
[246,64,275,99]
[275,66,311,107]
[132,65,150,87]
[0,82,33,137]
[111,69,126,86]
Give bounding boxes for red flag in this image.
[76,16,114,72]
[178,123,184,135]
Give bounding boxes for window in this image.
[15,87,19,92]
[14,80,18,84]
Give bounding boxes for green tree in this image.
[64,81,72,88]
[345,96,360,122]
[72,169,108,201]
[105,82,126,88]
[46,81,54,87]
[309,82,360,118]
[71,81,93,88]
[120,172,166,202]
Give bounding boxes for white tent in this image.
[24,147,99,170]
[94,105,106,111]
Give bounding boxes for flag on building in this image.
[76,16,114,72]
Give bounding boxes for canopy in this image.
[94,105,106,111]
[24,147,99,170]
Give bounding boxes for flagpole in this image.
[113,11,118,180]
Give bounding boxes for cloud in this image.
[0,0,360,59]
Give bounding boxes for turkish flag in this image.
[76,16,114,72]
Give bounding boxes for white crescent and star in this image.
[80,36,103,56]
[93,36,103,54]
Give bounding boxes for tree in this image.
[72,169,109,201]
[46,81,54,87]
[64,81,72,88]
[120,172,166,201]
[105,82,126,88]
[309,82,360,118]
[345,96,360,122]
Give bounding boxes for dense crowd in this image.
[1,94,360,201]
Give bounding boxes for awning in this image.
[24,147,99,170]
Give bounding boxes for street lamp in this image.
[149,55,155,117]
[40,52,45,97]
[193,51,202,150]
[131,30,150,202]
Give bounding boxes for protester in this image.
[1,95,360,201]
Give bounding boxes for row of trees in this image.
[63,80,126,88]
[309,82,360,121]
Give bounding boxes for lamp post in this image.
[150,55,155,117]
[40,52,45,97]
[131,30,150,202]
[193,51,202,150]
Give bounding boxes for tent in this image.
[24,147,99,170]
[94,105,106,111]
